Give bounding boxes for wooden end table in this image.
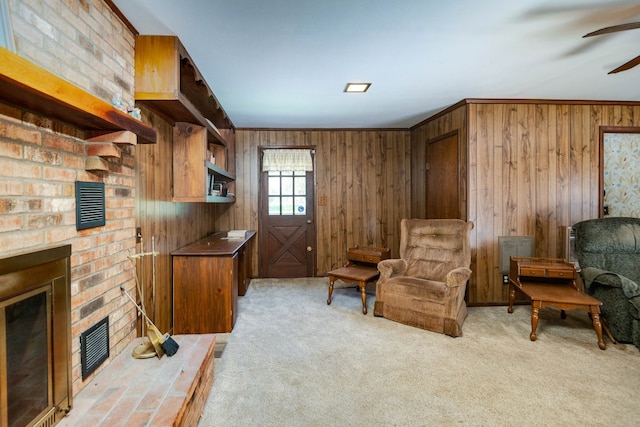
[326,246,389,314]
[327,265,380,314]
[508,256,608,350]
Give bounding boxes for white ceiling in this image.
[112,0,640,129]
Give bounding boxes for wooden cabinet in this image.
[135,35,235,203]
[173,122,235,203]
[509,257,577,289]
[172,231,255,333]
[346,246,390,266]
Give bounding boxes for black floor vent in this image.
[80,316,109,380]
[75,181,105,230]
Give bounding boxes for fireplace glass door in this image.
[0,245,71,427]
[1,286,52,427]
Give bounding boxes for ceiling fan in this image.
[583,22,640,74]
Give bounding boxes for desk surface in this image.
[171,231,256,256]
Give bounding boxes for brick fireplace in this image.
[0,0,148,405]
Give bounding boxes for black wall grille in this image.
[80,316,109,380]
[75,181,105,230]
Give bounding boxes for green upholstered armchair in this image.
[373,219,473,337]
[573,217,640,350]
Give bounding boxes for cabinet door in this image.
[173,255,237,333]
[173,123,207,202]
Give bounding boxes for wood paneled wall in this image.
[134,107,220,333]
[411,102,468,220]
[213,129,412,275]
[135,98,640,325]
[412,99,640,304]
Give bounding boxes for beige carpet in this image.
[199,278,640,427]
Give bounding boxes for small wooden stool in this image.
[326,246,389,314]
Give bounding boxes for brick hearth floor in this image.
[58,334,216,427]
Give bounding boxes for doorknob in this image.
[306,219,312,224]
[307,246,313,252]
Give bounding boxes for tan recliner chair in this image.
[373,219,474,336]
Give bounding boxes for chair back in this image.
[400,219,473,282]
[573,217,640,284]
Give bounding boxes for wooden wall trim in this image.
[237,127,409,132]
[411,98,640,132]
[410,100,468,130]
[464,98,640,106]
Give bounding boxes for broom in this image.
[121,286,180,357]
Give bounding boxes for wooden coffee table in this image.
[327,265,379,314]
[508,257,607,350]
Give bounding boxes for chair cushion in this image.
[381,276,447,300]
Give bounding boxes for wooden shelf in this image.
[206,195,235,204]
[207,161,234,181]
[137,36,236,204]
[0,46,157,144]
[134,36,234,135]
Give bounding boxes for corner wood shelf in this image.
[206,161,235,204]
[0,46,157,144]
[135,35,236,203]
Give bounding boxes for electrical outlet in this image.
[502,274,509,285]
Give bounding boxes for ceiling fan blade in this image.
[608,55,640,74]
[584,22,640,37]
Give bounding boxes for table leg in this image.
[530,306,539,341]
[359,283,367,315]
[591,311,606,350]
[508,283,516,314]
[327,276,334,305]
[601,316,616,344]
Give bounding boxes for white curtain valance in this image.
[262,149,313,172]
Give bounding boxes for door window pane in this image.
[294,176,306,195]
[268,176,280,195]
[281,196,294,215]
[294,197,306,215]
[281,177,293,195]
[268,197,281,215]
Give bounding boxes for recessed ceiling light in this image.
[344,82,371,93]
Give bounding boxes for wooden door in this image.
[259,160,316,277]
[426,132,460,219]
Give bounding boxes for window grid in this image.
[268,171,306,215]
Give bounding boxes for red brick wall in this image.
[1,0,139,395]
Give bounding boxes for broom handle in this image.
[120,286,162,333]
[151,236,156,322]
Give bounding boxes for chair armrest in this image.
[377,259,408,282]
[581,267,640,302]
[444,267,472,288]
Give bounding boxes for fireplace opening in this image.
[3,287,50,427]
[0,245,72,427]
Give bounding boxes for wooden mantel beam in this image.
[0,46,157,144]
